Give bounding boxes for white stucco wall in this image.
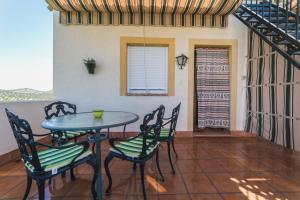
[0,101,53,154]
[53,12,248,132]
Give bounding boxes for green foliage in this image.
[83,58,96,65]
[0,89,53,102]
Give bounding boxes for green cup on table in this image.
[92,109,104,118]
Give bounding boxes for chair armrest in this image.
[31,132,55,137]
[108,134,141,157]
[86,130,96,134]
[108,138,126,157]
[35,140,90,166]
[162,119,172,127]
[21,154,32,164]
[109,137,127,142]
[35,140,89,150]
[109,133,141,143]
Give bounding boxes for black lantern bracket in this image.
[176,54,188,70]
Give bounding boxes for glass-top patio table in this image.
[41,111,139,200]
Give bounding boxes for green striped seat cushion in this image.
[159,128,175,138]
[110,137,159,158]
[25,143,92,173]
[150,128,175,139]
[52,131,86,139]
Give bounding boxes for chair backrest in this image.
[5,109,42,172]
[168,103,181,138]
[140,105,165,156]
[44,101,77,120]
[140,105,165,132]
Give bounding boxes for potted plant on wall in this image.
[83,58,96,74]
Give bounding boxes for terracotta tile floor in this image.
[1,137,300,200]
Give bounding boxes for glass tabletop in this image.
[41,111,139,131]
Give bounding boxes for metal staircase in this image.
[234,0,300,69]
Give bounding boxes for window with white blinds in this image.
[127,46,168,95]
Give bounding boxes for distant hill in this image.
[0,88,53,102]
[10,88,46,94]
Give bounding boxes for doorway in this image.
[193,47,230,133]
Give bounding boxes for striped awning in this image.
[46,0,243,28]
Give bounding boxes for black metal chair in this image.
[44,101,88,144]
[44,101,112,153]
[104,105,165,200]
[5,109,98,200]
[157,103,181,174]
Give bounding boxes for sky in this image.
[0,0,53,91]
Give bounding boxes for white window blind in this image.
[127,46,168,94]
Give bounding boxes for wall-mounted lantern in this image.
[176,54,188,70]
[83,58,96,74]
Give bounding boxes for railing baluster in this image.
[277,0,280,27]
[269,0,272,21]
[297,0,300,39]
[262,0,265,18]
[276,0,279,27]
[285,0,289,33]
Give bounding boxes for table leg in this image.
[95,130,103,200]
[123,124,127,137]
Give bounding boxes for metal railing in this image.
[243,0,300,39]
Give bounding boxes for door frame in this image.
[187,39,238,131]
